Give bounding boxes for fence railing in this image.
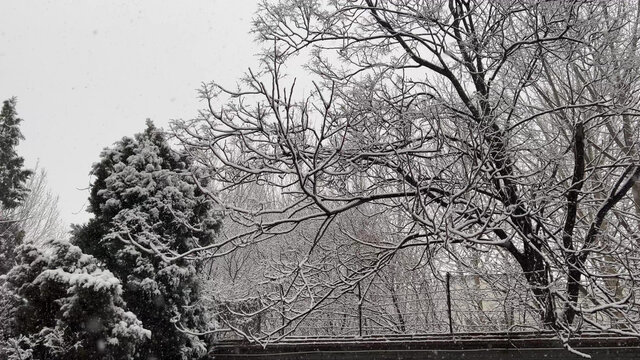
[211,271,553,340]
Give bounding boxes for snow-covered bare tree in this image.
[7,165,68,244]
[173,0,640,345]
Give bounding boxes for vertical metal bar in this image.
[357,282,363,337]
[280,284,285,337]
[523,292,527,325]
[446,272,453,335]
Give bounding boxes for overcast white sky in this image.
[1,1,259,226]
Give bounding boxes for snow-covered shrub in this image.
[0,239,149,360]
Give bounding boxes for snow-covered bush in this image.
[0,238,149,360]
[72,121,219,359]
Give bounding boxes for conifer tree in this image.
[0,98,32,210]
[73,121,219,359]
[0,98,32,275]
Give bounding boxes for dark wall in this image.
[211,333,640,360]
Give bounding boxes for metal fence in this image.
[212,271,549,339]
[281,272,540,337]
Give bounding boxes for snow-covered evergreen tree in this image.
[0,98,32,275]
[72,121,219,359]
[0,238,150,360]
[0,98,32,210]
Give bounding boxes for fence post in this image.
[279,284,285,337]
[357,282,363,337]
[446,272,453,335]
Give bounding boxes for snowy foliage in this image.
[72,121,220,359]
[0,222,24,275]
[0,238,149,360]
